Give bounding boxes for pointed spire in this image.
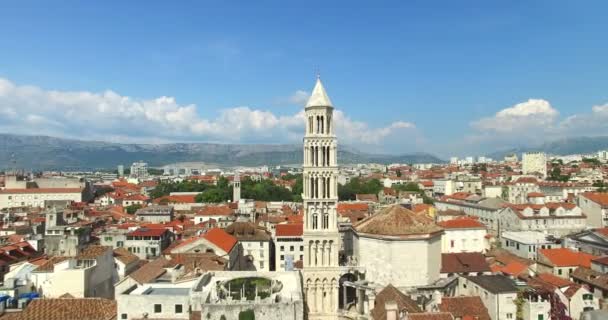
[305,76,333,108]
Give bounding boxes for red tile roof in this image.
[153,194,197,204]
[203,228,237,253]
[196,205,233,216]
[126,228,168,237]
[581,192,608,207]
[527,192,545,198]
[538,248,597,268]
[441,253,491,274]
[337,203,369,213]
[536,272,575,288]
[439,296,490,320]
[437,217,485,229]
[275,223,303,237]
[495,261,528,277]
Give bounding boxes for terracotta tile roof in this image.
[439,296,490,320]
[355,205,442,237]
[437,217,485,229]
[486,248,534,266]
[412,203,432,214]
[113,247,139,265]
[337,203,369,213]
[370,284,421,320]
[129,257,169,284]
[0,188,82,194]
[167,253,227,272]
[514,177,538,184]
[275,223,303,237]
[582,192,608,207]
[123,194,149,201]
[495,261,529,277]
[592,255,608,265]
[153,194,197,204]
[126,228,168,237]
[225,222,271,241]
[419,180,434,187]
[34,256,70,272]
[527,192,545,198]
[76,245,111,260]
[407,313,454,320]
[203,228,238,253]
[563,284,583,299]
[536,272,575,288]
[441,253,491,274]
[436,209,466,217]
[15,298,116,320]
[196,205,233,216]
[538,248,597,268]
[571,267,608,291]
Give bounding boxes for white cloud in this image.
[471,99,558,133]
[288,90,310,106]
[334,110,415,145]
[0,77,417,150]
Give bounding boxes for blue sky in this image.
[1,1,608,157]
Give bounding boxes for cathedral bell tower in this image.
[302,76,341,319]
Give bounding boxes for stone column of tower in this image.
[302,77,341,319]
[233,173,241,202]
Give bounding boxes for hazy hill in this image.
[488,136,608,160]
[0,134,444,170]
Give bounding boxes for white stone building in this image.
[498,203,587,237]
[522,152,547,178]
[0,188,84,209]
[134,205,174,223]
[32,245,115,298]
[457,275,518,320]
[274,223,304,271]
[353,205,443,289]
[501,230,559,260]
[577,192,608,228]
[437,217,487,253]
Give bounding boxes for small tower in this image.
[233,173,241,202]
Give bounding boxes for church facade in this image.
[302,77,342,319]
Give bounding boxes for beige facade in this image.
[302,78,341,319]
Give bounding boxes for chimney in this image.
[385,301,398,320]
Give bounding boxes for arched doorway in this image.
[338,273,357,310]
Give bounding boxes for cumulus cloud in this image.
[288,90,310,106]
[0,77,417,150]
[471,99,558,133]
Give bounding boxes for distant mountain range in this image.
[487,136,608,160]
[0,134,444,170]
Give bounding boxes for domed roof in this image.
[354,205,443,237]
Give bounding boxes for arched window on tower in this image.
[323,212,329,229]
[327,115,331,134]
[313,212,318,230]
[316,116,320,134]
[308,116,313,134]
[320,116,324,134]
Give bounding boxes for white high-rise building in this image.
[130,161,149,179]
[449,157,458,164]
[522,152,547,178]
[302,77,341,319]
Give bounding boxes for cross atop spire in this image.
[305,76,333,108]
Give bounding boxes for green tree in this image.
[338,178,383,201]
[125,204,142,214]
